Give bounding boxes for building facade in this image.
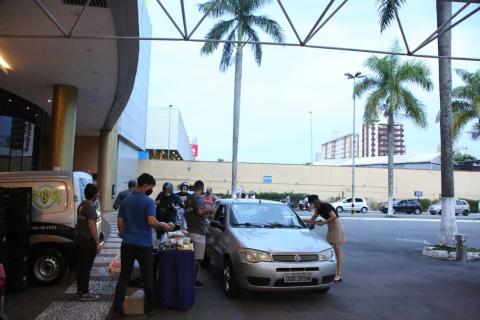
[361,123,405,157]
[145,106,194,161]
[318,134,359,160]
[115,0,152,193]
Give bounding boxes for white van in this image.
[0,171,105,286]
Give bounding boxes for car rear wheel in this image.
[30,248,67,286]
[223,259,240,298]
[360,207,368,213]
[463,210,469,216]
[414,208,421,215]
[336,207,343,213]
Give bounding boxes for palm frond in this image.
[400,89,427,128]
[244,25,262,65]
[452,109,477,139]
[247,15,285,43]
[397,60,434,91]
[198,0,236,18]
[364,88,388,125]
[469,121,480,140]
[243,0,273,14]
[354,77,380,98]
[219,27,238,71]
[200,19,236,56]
[377,0,406,32]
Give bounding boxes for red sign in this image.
[191,144,198,157]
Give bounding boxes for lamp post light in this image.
[167,104,173,160]
[345,72,364,215]
[309,110,313,164]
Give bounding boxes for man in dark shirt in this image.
[185,180,214,288]
[112,173,174,316]
[75,183,101,301]
[112,180,136,210]
[155,182,184,237]
[176,182,191,202]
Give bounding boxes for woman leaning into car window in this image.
[308,195,346,282]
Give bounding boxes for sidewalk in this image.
[34,212,120,320]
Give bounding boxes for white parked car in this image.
[428,199,470,216]
[330,197,369,213]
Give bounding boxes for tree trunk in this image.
[387,109,395,216]
[231,45,243,197]
[437,0,458,247]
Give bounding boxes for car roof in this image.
[217,198,284,205]
[0,171,76,180]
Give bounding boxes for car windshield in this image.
[230,203,305,228]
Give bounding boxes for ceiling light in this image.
[47,99,52,103]
[0,55,11,74]
[26,106,30,110]
[8,99,12,102]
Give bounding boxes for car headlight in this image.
[319,248,335,261]
[239,248,272,263]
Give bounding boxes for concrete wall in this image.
[138,160,480,202]
[73,135,99,173]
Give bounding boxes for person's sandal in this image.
[80,293,100,301]
[334,275,342,282]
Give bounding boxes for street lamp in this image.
[167,104,173,160]
[309,110,313,164]
[345,72,364,215]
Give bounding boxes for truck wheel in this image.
[30,248,67,286]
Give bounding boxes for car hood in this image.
[231,228,331,253]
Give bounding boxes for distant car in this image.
[205,199,336,297]
[428,199,470,216]
[380,199,422,215]
[330,197,369,213]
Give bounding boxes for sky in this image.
[145,0,480,164]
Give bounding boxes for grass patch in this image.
[431,245,480,253]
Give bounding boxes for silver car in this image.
[428,199,470,216]
[205,199,336,297]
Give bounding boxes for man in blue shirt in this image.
[112,173,174,316]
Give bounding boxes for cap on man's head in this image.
[128,180,136,188]
[307,194,319,203]
[193,180,204,190]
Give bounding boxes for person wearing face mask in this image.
[75,183,101,301]
[155,182,184,237]
[202,187,218,209]
[112,173,175,316]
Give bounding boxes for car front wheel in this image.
[223,259,240,298]
[336,207,343,213]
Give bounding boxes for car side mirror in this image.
[210,220,224,231]
[306,223,315,230]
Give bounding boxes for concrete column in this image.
[51,84,78,170]
[98,126,118,212]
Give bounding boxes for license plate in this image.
[284,273,312,283]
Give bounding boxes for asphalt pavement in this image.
[5,218,480,320]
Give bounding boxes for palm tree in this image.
[198,0,285,196]
[354,44,433,215]
[451,69,480,140]
[376,0,457,247]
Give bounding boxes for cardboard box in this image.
[123,288,145,315]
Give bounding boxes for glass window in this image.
[230,203,304,228]
[355,198,363,202]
